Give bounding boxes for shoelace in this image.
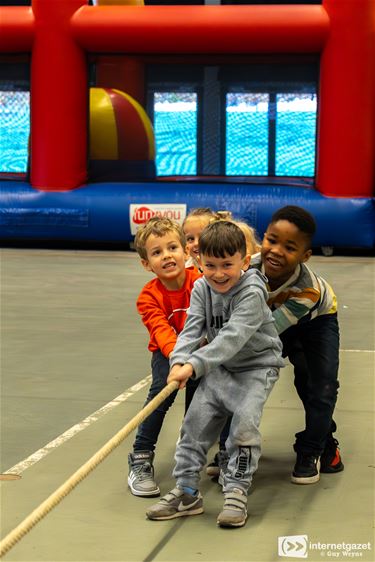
[132,462,153,481]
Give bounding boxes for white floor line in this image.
[340,349,375,353]
[2,374,152,477]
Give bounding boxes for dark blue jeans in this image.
[281,313,340,455]
[133,350,198,452]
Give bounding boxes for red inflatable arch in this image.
[0,0,374,199]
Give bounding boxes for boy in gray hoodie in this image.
[146,221,284,528]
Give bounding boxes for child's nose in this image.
[214,269,225,278]
[271,244,282,255]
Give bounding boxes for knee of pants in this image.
[318,379,339,397]
[309,381,339,408]
[227,419,262,451]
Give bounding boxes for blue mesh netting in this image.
[226,92,316,177]
[154,91,316,177]
[154,92,197,176]
[276,93,317,176]
[226,93,269,176]
[1,89,316,178]
[0,91,30,173]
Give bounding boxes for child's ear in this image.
[141,258,153,272]
[302,249,313,263]
[184,245,190,261]
[242,253,251,270]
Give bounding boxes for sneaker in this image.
[320,438,344,473]
[128,451,160,497]
[206,450,229,478]
[146,487,204,520]
[291,453,320,484]
[217,488,247,528]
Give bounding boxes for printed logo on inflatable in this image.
[130,204,187,235]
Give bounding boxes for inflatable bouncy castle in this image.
[0,0,374,249]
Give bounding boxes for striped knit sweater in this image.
[251,253,337,334]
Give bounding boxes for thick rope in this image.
[0,380,179,558]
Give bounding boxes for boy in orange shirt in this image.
[128,217,201,497]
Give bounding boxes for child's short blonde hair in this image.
[183,207,233,228]
[134,216,186,260]
[235,221,261,255]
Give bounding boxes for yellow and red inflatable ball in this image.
[89,87,155,162]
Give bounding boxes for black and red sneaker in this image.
[320,438,344,473]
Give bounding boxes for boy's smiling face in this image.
[142,232,188,290]
[199,251,250,294]
[261,220,312,288]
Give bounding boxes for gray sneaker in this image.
[217,488,248,528]
[146,487,204,520]
[128,451,160,497]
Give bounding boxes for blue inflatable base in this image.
[0,181,374,249]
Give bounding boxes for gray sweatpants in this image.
[173,366,279,495]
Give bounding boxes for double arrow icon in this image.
[287,540,305,552]
[278,535,308,558]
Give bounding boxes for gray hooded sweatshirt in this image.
[170,268,284,379]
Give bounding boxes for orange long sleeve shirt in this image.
[136,267,202,358]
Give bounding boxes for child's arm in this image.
[268,265,337,335]
[137,289,177,358]
[270,287,321,335]
[185,288,268,379]
[170,284,207,367]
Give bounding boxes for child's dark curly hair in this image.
[270,206,316,247]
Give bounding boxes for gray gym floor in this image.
[1,248,374,562]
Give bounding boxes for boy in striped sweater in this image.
[252,205,344,484]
